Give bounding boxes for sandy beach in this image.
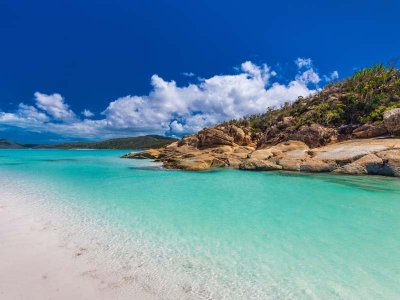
[0,197,153,300]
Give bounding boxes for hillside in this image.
[0,139,25,149]
[1,135,177,150]
[36,135,177,149]
[226,65,400,146]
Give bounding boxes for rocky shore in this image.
[122,108,400,177]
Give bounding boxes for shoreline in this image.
[0,190,153,300]
[123,137,400,177]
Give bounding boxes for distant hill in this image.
[35,135,178,150]
[0,139,25,149]
[0,135,178,150]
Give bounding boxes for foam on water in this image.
[1,149,400,299]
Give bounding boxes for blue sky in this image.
[1,0,400,143]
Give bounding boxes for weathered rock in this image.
[211,158,229,168]
[376,149,400,161]
[310,138,400,164]
[164,154,213,171]
[352,124,387,138]
[289,124,338,148]
[122,126,400,177]
[121,149,161,159]
[227,157,243,168]
[159,144,200,157]
[270,140,309,156]
[225,125,252,145]
[249,149,274,160]
[239,159,283,171]
[335,154,384,175]
[300,158,337,172]
[177,135,199,147]
[283,116,294,126]
[338,124,359,135]
[383,108,400,135]
[197,128,235,148]
[231,146,255,159]
[336,150,400,176]
[208,145,234,155]
[261,126,281,145]
[277,157,302,171]
[165,141,179,148]
[255,140,309,160]
[220,146,254,167]
[376,149,400,176]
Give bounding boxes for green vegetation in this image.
[227,65,400,132]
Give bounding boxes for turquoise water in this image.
[1,149,400,299]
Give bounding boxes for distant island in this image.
[124,66,400,177]
[0,135,177,150]
[0,139,27,149]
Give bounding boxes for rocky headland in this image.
[123,66,400,177]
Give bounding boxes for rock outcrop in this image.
[288,124,338,148]
[123,134,400,177]
[384,108,400,135]
[376,149,400,176]
[239,159,282,171]
[334,153,384,175]
[123,124,257,171]
[125,67,400,176]
[122,149,161,159]
[197,128,235,148]
[352,124,387,139]
[122,103,400,177]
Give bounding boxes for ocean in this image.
[1,149,399,299]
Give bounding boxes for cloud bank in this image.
[0,59,338,140]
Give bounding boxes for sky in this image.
[1,0,400,143]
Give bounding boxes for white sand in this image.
[0,200,154,300]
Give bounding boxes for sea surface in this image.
[1,149,400,299]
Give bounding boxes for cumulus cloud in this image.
[296,69,321,85]
[293,58,323,86]
[34,92,76,122]
[295,58,312,69]
[0,59,338,140]
[0,103,49,129]
[82,109,94,117]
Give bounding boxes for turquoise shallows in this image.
[1,149,400,299]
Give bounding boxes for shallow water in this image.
[1,149,400,299]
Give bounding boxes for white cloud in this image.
[182,72,195,77]
[295,58,312,69]
[0,103,49,130]
[16,103,50,122]
[34,92,76,122]
[82,109,94,117]
[296,69,321,85]
[0,59,337,140]
[324,70,339,82]
[169,120,185,133]
[293,57,321,85]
